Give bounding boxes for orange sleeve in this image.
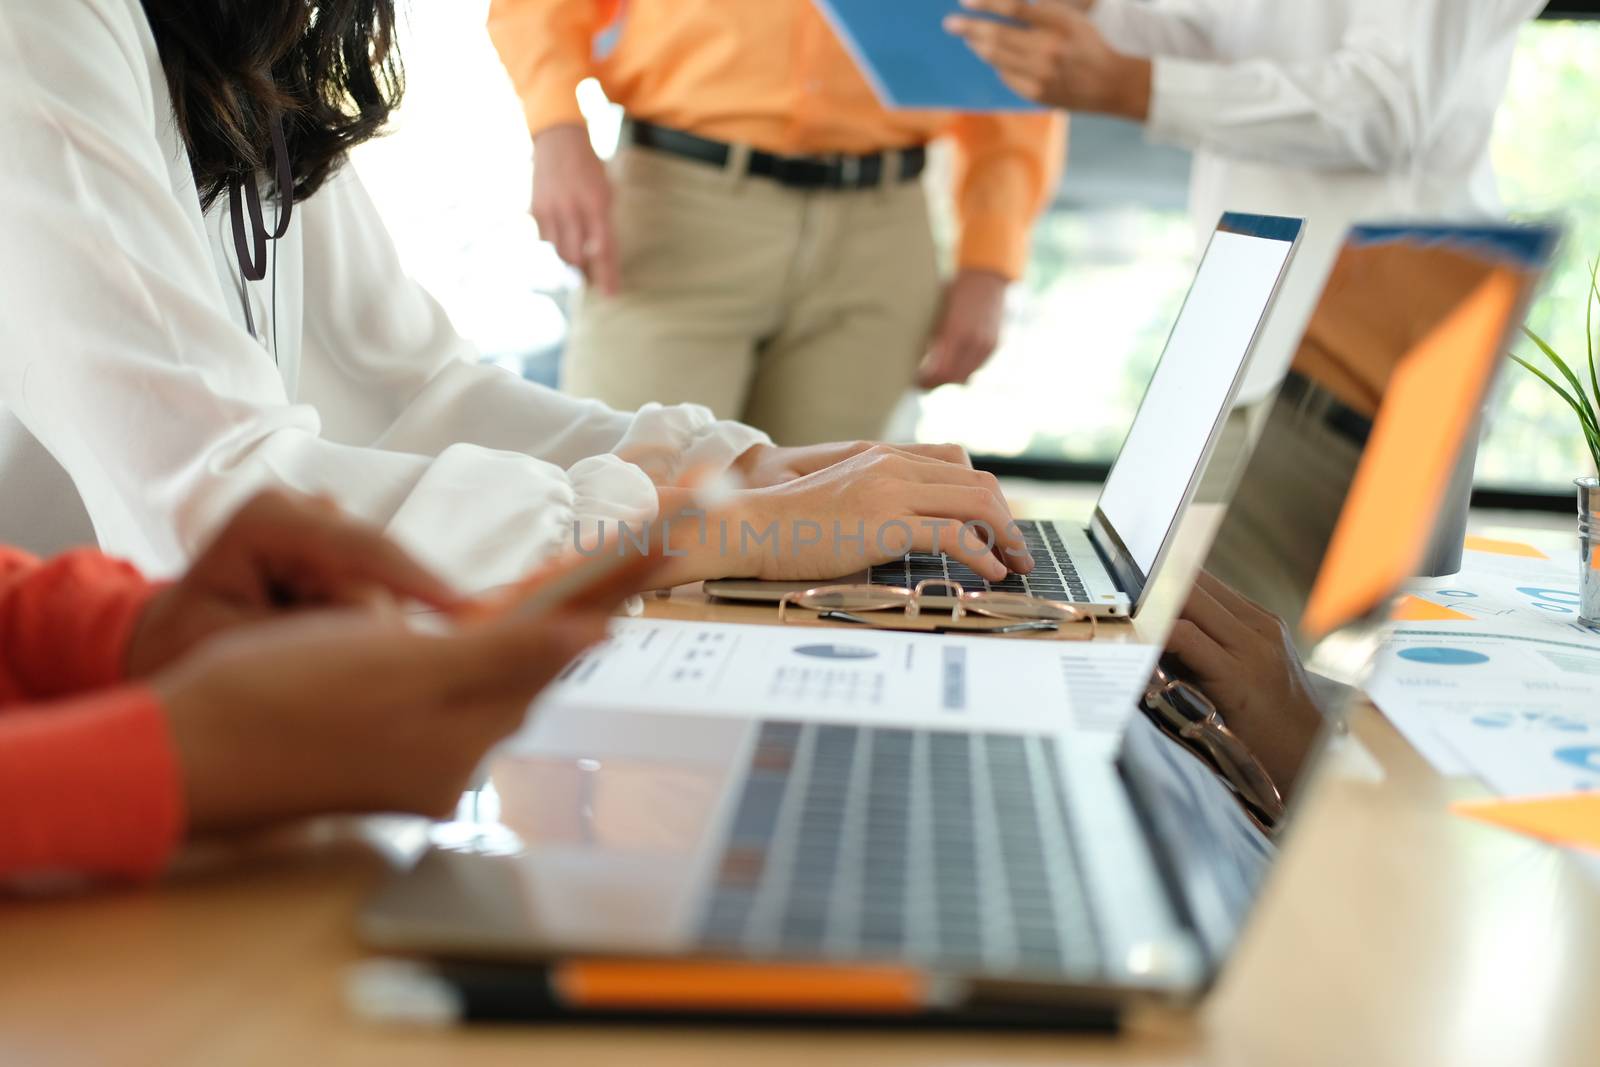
[488,0,612,136]
[947,111,1068,280]
[0,547,158,704]
[0,687,184,884]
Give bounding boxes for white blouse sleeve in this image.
[0,0,765,590]
[1121,0,1543,173]
[294,167,769,586]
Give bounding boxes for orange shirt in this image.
[0,547,181,883]
[487,0,1066,279]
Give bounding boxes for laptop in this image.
[357,222,1557,1026]
[705,212,1304,619]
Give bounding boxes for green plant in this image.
[1510,256,1600,479]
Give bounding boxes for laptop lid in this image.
[1090,213,1302,613]
[1114,221,1560,977]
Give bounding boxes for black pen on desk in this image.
[346,957,958,1026]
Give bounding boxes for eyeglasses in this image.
[1140,665,1285,833]
[778,579,1098,638]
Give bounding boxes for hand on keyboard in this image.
[711,445,1035,584]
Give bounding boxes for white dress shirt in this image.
[1091,0,1543,398]
[0,0,767,588]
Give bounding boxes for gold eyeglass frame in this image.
[1140,668,1286,833]
[778,578,1099,639]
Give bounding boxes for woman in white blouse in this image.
[0,0,1031,591]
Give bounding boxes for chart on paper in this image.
[534,618,1158,737]
[1368,539,1600,778]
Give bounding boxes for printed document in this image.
[531,617,1158,741]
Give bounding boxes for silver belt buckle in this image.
[839,155,863,188]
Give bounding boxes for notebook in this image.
[812,0,1044,111]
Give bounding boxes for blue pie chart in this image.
[1398,647,1489,666]
[1555,746,1600,774]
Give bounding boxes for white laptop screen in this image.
[1095,222,1296,580]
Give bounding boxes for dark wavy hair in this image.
[140,1,404,210]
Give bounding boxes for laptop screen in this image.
[1093,214,1299,598]
[1117,222,1560,971]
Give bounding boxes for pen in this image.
[347,957,959,1025]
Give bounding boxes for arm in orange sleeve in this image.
[487,0,611,136]
[947,112,1068,280]
[0,547,158,703]
[0,689,184,884]
[0,547,183,883]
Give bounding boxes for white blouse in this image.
[0,0,767,588]
[1090,0,1543,399]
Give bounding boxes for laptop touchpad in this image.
[363,709,753,956]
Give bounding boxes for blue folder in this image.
[812,0,1043,112]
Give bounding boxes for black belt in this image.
[1277,371,1374,446]
[628,119,927,191]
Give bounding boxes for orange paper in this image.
[1391,595,1474,622]
[1463,535,1548,559]
[1453,792,1600,854]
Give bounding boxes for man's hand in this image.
[532,123,621,296]
[946,0,1152,120]
[918,269,1009,390]
[126,490,458,679]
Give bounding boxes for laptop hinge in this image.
[1086,512,1143,602]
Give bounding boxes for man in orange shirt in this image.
[488,0,1066,445]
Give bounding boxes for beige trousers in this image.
[562,146,942,446]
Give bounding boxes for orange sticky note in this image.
[1453,792,1600,854]
[1391,595,1474,622]
[1463,535,1548,560]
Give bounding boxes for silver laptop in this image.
[359,222,1557,1026]
[706,212,1304,618]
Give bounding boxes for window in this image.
[1479,17,1600,491]
[351,0,568,380]
[902,114,1193,466]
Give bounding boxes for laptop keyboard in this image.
[867,519,1092,602]
[698,720,1103,978]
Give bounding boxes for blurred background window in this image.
[353,2,1600,506]
[1480,11,1600,493]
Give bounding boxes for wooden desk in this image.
[2,587,1597,1066]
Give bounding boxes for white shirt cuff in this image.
[611,402,771,486]
[1144,57,1215,151]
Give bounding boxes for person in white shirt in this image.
[947,0,1544,398]
[0,0,1034,592]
